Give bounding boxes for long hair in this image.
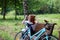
[28,14,35,24]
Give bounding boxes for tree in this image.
[23,0,28,16]
[2,0,7,20]
[14,0,18,20]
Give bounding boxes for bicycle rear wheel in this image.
[14,31,23,40]
[42,35,58,40]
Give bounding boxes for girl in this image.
[22,14,37,35]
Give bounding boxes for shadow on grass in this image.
[0,18,23,21]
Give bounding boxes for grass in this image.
[0,30,13,40]
[0,13,60,40]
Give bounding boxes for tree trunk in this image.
[23,0,28,16]
[2,0,6,20]
[14,0,18,20]
[59,31,60,40]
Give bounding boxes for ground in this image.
[0,13,60,40]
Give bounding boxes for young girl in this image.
[22,14,37,35]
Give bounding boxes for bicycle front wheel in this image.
[14,31,23,40]
[42,35,58,40]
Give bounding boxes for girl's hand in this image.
[25,15,28,20]
[25,15,28,18]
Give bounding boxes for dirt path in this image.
[0,25,59,40]
[0,26,17,38]
[0,38,4,40]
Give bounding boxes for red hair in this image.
[28,14,35,24]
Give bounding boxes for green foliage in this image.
[0,0,60,15]
[25,0,60,14]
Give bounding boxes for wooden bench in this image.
[35,23,56,36]
[35,23,45,32]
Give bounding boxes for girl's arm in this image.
[22,15,28,24]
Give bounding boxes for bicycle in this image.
[14,20,58,40]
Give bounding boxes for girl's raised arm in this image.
[22,15,28,24]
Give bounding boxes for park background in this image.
[0,0,60,40]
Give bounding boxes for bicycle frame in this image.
[22,28,49,40]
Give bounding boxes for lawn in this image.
[0,13,60,40]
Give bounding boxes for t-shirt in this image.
[24,21,36,31]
